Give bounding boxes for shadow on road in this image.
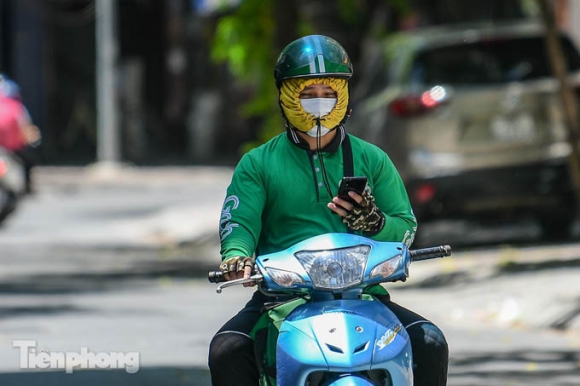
[449,349,580,386]
[0,261,208,295]
[498,258,580,273]
[401,254,580,292]
[0,242,217,296]
[0,304,87,319]
[0,367,211,386]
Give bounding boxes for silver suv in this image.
[349,22,580,240]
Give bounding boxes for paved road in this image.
[0,166,231,384]
[0,165,233,249]
[1,271,578,385]
[0,165,578,385]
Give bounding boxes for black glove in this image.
[219,256,255,275]
[341,193,386,236]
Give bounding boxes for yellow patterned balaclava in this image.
[279,77,349,132]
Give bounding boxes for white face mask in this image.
[305,124,332,137]
[300,98,338,137]
[300,98,337,118]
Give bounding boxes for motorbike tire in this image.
[0,188,16,225]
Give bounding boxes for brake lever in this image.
[216,274,263,293]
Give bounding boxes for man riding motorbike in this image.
[208,35,449,385]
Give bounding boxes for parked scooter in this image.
[0,146,26,225]
[209,233,451,385]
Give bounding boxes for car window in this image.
[411,35,580,85]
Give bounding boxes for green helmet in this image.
[274,35,353,87]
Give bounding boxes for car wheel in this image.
[538,214,575,241]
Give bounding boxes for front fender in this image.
[276,299,412,385]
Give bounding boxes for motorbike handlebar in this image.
[208,270,225,283]
[410,245,452,262]
[208,244,452,283]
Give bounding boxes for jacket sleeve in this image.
[368,153,417,247]
[218,152,266,259]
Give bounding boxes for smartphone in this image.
[337,176,368,205]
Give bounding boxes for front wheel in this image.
[0,188,17,225]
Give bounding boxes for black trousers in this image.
[208,291,448,386]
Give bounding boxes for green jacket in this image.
[219,130,417,259]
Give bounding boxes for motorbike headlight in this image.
[266,268,305,288]
[295,245,371,290]
[370,254,403,279]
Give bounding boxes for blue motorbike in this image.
[209,233,451,385]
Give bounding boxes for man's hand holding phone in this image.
[328,176,368,215]
[328,176,386,235]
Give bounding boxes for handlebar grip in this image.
[410,245,452,262]
[208,270,226,283]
